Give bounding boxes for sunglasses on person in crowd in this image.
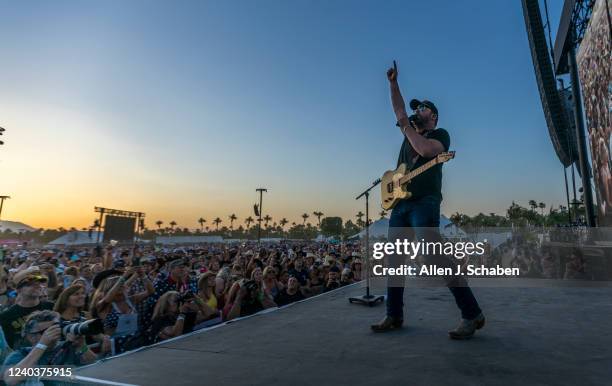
[18,276,48,288]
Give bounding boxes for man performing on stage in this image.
[370,61,485,339]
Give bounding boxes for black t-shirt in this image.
[0,301,54,349]
[396,128,450,202]
[240,298,264,317]
[274,289,305,307]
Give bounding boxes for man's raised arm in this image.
[387,60,409,126]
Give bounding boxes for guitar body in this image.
[380,151,455,211]
[381,163,412,211]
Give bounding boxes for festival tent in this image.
[0,220,36,233]
[473,231,512,250]
[46,231,103,247]
[439,215,468,238]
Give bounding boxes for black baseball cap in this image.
[92,269,123,289]
[409,99,438,117]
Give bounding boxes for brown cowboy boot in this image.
[448,313,485,340]
[371,316,403,332]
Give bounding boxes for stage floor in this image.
[76,280,612,386]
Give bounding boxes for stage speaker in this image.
[558,87,589,177]
[522,0,577,167]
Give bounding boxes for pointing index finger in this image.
[393,60,397,72]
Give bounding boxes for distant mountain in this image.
[0,220,37,233]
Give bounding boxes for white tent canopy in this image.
[0,220,36,233]
[47,231,102,246]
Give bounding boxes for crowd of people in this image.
[0,231,607,383]
[0,241,363,384]
[483,237,606,280]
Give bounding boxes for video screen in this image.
[102,216,136,243]
[577,0,612,225]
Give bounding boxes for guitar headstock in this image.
[436,151,455,163]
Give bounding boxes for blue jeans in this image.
[386,195,482,320]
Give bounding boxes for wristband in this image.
[177,314,186,321]
[396,117,409,127]
[34,343,48,351]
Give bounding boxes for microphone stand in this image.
[349,178,385,306]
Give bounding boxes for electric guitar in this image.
[380,151,455,210]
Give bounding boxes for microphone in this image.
[396,115,420,128]
[408,114,420,126]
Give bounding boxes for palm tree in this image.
[213,217,222,231]
[538,202,545,216]
[198,218,206,231]
[507,201,522,222]
[279,218,288,230]
[245,216,254,230]
[528,200,537,213]
[356,211,365,227]
[169,221,177,231]
[450,212,470,227]
[155,220,163,231]
[379,210,387,219]
[301,213,309,225]
[312,211,324,227]
[229,214,237,230]
[263,215,272,228]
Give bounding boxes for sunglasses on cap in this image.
[415,104,430,112]
[18,275,48,288]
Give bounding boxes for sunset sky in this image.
[0,0,574,230]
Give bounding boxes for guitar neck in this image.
[399,156,443,184]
